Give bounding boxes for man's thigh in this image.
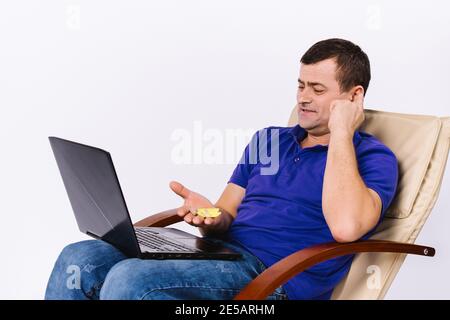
[100,239,286,300]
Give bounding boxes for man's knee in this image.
[56,240,115,265]
[100,259,150,300]
[46,240,127,300]
[56,240,95,266]
[46,240,105,299]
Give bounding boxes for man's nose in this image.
[297,89,312,104]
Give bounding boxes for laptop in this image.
[49,136,242,260]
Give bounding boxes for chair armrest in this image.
[233,240,435,300]
[133,208,183,227]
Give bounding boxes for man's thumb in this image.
[169,180,191,199]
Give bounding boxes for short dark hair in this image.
[300,38,371,95]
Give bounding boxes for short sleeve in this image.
[357,143,399,222]
[227,130,260,189]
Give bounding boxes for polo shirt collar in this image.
[289,124,362,149]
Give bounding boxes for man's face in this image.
[297,58,350,136]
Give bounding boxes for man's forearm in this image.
[199,207,234,237]
[322,130,372,241]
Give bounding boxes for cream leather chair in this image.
[135,107,450,300]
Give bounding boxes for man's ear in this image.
[350,86,365,102]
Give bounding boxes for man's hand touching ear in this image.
[328,89,365,136]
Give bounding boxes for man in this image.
[45,38,398,300]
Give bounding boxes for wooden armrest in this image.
[233,240,435,300]
[133,208,183,227]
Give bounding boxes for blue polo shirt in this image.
[226,124,399,300]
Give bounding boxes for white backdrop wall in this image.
[0,0,448,299]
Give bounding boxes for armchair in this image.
[135,107,450,299]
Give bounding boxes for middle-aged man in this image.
[45,38,398,300]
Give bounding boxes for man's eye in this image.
[314,89,324,94]
[298,86,304,90]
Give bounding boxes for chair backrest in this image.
[287,106,450,299]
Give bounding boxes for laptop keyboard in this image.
[135,228,196,252]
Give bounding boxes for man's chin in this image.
[298,120,315,130]
[298,121,329,135]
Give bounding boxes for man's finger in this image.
[192,215,204,225]
[169,180,191,199]
[184,212,194,224]
[177,206,190,217]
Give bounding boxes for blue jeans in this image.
[45,237,289,300]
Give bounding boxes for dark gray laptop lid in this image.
[49,137,141,257]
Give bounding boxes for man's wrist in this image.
[330,128,354,141]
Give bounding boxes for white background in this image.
[0,0,449,299]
